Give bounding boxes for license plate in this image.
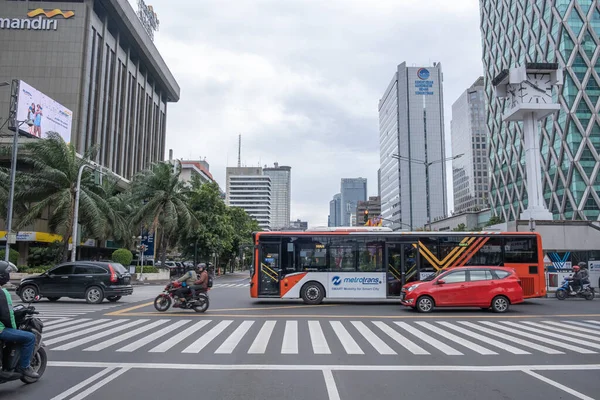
[124,277,130,284]
[400,292,405,300]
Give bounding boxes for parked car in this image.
[400,266,524,313]
[16,261,133,304]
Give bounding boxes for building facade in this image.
[179,159,214,185]
[0,0,179,179]
[225,167,272,230]
[328,193,341,227]
[379,62,447,230]
[451,77,489,213]
[340,178,367,226]
[356,196,382,225]
[480,1,600,222]
[289,219,308,231]
[263,163,291,230]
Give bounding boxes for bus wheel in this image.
[301,282,325,305]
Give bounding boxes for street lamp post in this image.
[71,163,102,262]
[391,153,464,230]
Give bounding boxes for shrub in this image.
[112,249,133,267]
[0,249,20,265]
[135,266,158,273]
[27,242,62,266]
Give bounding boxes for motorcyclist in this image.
[173,266,197,304]
[0,261,39,379]
[568,263,588,295]
[190,263,209,298]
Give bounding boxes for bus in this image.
[250,227,546,304]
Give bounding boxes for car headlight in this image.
[406,284,420,292]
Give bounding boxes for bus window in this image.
[504,237,537,263]
[357,240,384,272]
[418,237,438,280]
[466,237,503,266]
[329,237,356,272]
[296,236,328,271]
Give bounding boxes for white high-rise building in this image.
[226,167,272,230]
[263,163,291,230]
[379,62,447,230]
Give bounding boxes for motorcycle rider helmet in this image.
[197,263,206,272]
[578,262,587,269]
[573,265,580,272]
[0,260,11,286]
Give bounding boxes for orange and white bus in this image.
[250,227,546,304]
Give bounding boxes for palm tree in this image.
[15,132,111,261]
[130,161,196,265]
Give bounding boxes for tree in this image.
[452,223,467,232]
[112,248,133,266]
[485,215,505,227]
[14,132,112,261]
[130,161,195,265]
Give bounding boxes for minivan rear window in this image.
[110,263,127,274]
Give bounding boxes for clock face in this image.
[506,84,520,108]
[521,73,553,104]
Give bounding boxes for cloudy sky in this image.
[129,0,483,227]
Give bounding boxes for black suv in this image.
[16,261,134,304]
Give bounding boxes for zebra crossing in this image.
[15,302,122,320]
[212,282,249,288]
[40,317,600,357]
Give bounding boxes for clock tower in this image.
[492,63,563,222]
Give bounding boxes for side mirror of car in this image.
[437,279,446,285]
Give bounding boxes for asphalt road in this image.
[2,275,600,400]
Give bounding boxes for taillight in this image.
[108,264,118,283]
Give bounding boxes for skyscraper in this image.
[340,178,367,226]
[379,62,447,230]
[480,1,600,221]
[226,167,271,230]
[451,77,489,213]
[263,163,291,230]
[328,193,341,227]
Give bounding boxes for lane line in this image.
[437,321,529,354]
[247,320,276,354]
[70,368,131,400]
[330,321,363,355]
[351,321,396,355]
[281,321,299,354]
[308,321,331,354]
[522,370,595,400]
[42,318,75,327]
[51,320,149,351]
[519,321,600,343]
[50,367,117,400]
[372,321,429,355]
[215,321,255,354]
[459,321,563,354]
[149,320,211,353]
[44,320,127,345]
[117,320,191,352]
[83,320,170,351]
[105,301,154,315]
[44,320,111,338]
[395,322,463,355]
[47,361,600,372]
[415,321,497,355]
[323,369,341,400]
[485,321,597,353]
[182,321,233,353]
[112,312,600,318]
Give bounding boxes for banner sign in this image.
[327,272,386,298]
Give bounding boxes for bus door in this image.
[259,242,281,296]
[386,242,418,296]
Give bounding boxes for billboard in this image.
[15,80,72,143]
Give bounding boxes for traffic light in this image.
[364,210,370,226]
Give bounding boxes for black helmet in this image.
[0,261,11,286]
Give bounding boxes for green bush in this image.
[0,249,20,265]
[135,266,158,273]
[112,249,133,266]
[26,265,52,274]
[27,242,62,266]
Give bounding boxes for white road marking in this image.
[44,320,127,345]
[84,320,170,351]
[248,320,276,354]
[70,368,131,400]
[373,321,430,355]
[50,367,117,400]
[51,320,148,351]
[519,321,600,343]
[584,320,600,326]
[459,321,564,354]
[546,320,600,334]
[522,370,595,400]
[351,321,396,355]
[330,321,363,355]
[44,319,111,338]
[395,321,463,355]
[215,321,255,354]
[182,320,233,353]
[42,318,75,327]
[281,321,299,354]
[149,320,211,353]
[308,321,331,354]
[117,320,191,352]
[323,369,341,400]
[415,321,497,355]
[437,321,529,354]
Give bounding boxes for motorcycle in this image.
[154,281,209,313]
[555,277,595,301]
[0,296,47,384]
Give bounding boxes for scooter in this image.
[0,296,47,384]
[555,277,595,301]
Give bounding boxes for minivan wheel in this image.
[85,286,104,304]
[19,285,39,303]
[416,296,434,313]
[47,297,61,302]
[107,296,122,302]
[301,282,325,305]
[491,295,510,313]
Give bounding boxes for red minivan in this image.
[400,266,524,313]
